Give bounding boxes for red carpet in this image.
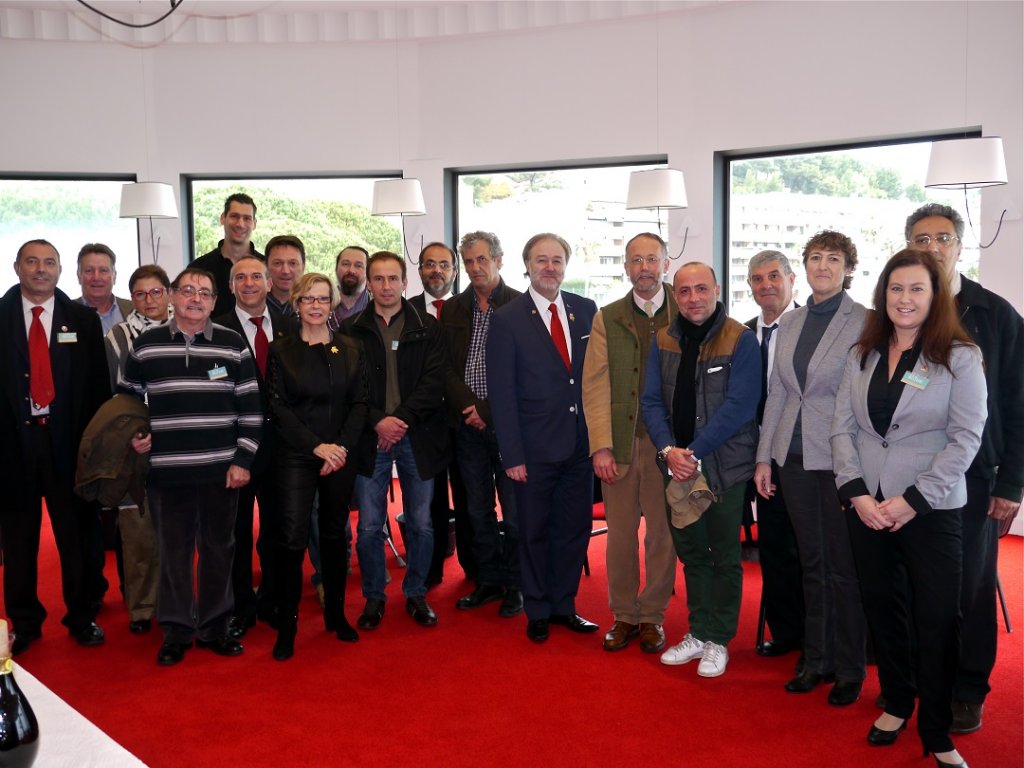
[4,511,1022,768]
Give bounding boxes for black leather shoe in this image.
[784,670,835,693]
[69,622,105,647]
[357,598,386,630]
[128,619,152,635]
[195,635,244,656]
[950,700,983,734]
[334,616,359,643]
[456,584,505,610]
[11,630,41,657]
[757,639,799,657]
[549,614,599,633]
[828,679,863,706]
[526,619,549,643]
[227,614,256,640]
[867,719,907,746]
[498,588,524,618]
[273,625,296,662]
[156,641,190,666]
[406,596,438,627]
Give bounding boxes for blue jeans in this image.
[355,436,434,600]
[457,423,519,587]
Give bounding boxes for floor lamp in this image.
[119,182,179,264]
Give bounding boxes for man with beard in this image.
[192,193,262,318]
[329,246,370,329]
[408,243,474,587]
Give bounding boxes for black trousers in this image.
[848,506,962,754]
[753,462,804,647]
[1,423,94,633]
[148,481,238,644]
[230,467,279,620]
[954,476,1000,703]
[426,446,475,584]
[276,451,356,620]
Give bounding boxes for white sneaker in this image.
[660,633,705,666]
[697,642,729,677]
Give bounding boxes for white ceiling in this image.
[0,0,710,45]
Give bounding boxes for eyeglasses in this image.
[628,256,663,267]
[910,234,959,248]
[422,260,452,271]
[132,287,167,300]
[298,295,332,305]
[176,285,215,300]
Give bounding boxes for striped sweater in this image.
[120,318,262,487]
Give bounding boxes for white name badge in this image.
[391,340,399,351]
[57,332,77,343]
[901,371,930,390]
[208,366,228,380]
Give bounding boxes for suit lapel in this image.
[564,295,587,373]
[525,295,565,370]
[854,350,880,437]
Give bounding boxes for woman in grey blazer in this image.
[754,231,867,705]
[831,250,985,768]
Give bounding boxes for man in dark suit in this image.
[445,232,522,618]
[214,254,293,638]
[0,239,109,655]
[744,249,804,659]
[486,232,598,643]
[408,242,474,588]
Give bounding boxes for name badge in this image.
[707,365,724,374]
[391,340,399,351]
[57,332,77,343]
[208,366,228,381]
[901,371,930,390]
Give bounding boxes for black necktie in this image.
[758,324,777,422]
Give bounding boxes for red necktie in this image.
[250,316,268,379]
[29,306,55,408]
[432,299,445,321]
[548,303,570,371]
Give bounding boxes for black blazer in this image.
[267,331,369,458]
[441,280,521,428]
[0,285,110,484]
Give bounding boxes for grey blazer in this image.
[830,344,987,511]
[756,292,867,471]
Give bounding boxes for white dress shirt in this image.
[22,294,56,415]
[233,304,274,352]
[757,299,796,387]
[528,286,572,363]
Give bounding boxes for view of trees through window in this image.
[454,163,668,306]
[189,178,402,278]
[0,177,139,299]
[727,140,980,321]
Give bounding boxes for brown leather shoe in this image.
[602,620,639,652]
[638,623,666,653]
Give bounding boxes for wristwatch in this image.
[657,445,674,462]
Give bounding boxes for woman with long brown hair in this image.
[831,250,986,767]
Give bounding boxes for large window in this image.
[0,175,139,299]
[724,138,980,321]
[452,161,669,306]
[187,177,403,277]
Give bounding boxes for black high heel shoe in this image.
[866,718,907,746]
[924,749,968,768]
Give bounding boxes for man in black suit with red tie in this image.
[487,233,598,643]
[744,250,804,659]
[0,239,109,655]
[408,242,475,587]
[214,254,293,638]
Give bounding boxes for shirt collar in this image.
[632,285,666,314]
[234,304,270,325]
[757,299,796,331]
[169,316,214,340]
[528,286,563,314]
[22,293,56,315]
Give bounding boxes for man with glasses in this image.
[582,232,677,654]
[104,263,173,636]
[409,243,473,588]
[76,243,133,334]
[192,193,262,317]
[905,203,1023,733]
[215,256,293,639]
[122,266,262,666]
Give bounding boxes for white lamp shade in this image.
[926,137,1008,189]
[626,168,688,210]
[372,178,426,216]
[119,182,178,218]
